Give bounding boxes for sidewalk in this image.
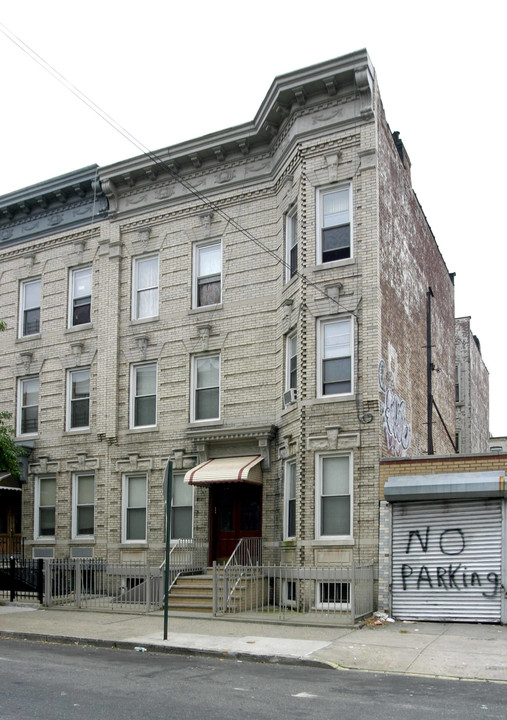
[1,602,506,682]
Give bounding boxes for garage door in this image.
[392,499,502,622]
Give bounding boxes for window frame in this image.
[68,265,92,328]
[315,452,353,541]
[455,364,462,403]
[122,474,148,544]
[285,331,297,395]
[72,472,95,539]
[285,206,298,281]
[66,368,90,431]
[316,183,353,264]
[132,254,159,320]
[130,362,157,429]
[192,239,222,308]
[19,278,41,337]
[34,475,56,540]
[171,472,194,541]
[284,459,296,540]
[17,376,39,437]
[317,316,354,398]
[190,354,221,423]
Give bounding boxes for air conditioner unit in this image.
[283,389,297,407]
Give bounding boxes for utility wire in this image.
[0,21,356,316]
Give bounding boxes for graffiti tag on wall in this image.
[378,359,411,456]
[400,525,500,598]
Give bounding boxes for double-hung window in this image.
[192,355,220,422]
[286,208,298,280]
[171,473,193,540]
[17,377,39,436]
[130,363,157,428]
[316,453,352,539]
[318,185,352,263]
[123,474,147,542]
[193,240,221,307]
[319,317,353,396]
[35,476,56,538]
[284,460,296,540]
[19,278,41,337]
[67,368,90,430]
[133,255,159,319]
[286,332,297,395]
[69,266,92,326]
[72,473,94,538]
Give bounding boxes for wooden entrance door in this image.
[210,483,262,563]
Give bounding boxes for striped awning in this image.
[0,472,21,491]
[184,456,263,485]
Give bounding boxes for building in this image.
[0,51,466,606]
[455,317,489,453]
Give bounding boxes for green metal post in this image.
[163,460,173,640]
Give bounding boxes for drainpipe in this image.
[426,287,434,455]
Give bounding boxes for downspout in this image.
[426,287,434,455]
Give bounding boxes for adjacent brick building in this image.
[1,51,465,602]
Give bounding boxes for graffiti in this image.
[401,525,500,598]
[378,359,411,456]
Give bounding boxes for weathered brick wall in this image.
[455,317,489,453]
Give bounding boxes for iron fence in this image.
[166,538,209,590]
[0,556,43,602]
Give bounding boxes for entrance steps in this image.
[167,571,214,613]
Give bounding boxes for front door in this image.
[210,483,262,563]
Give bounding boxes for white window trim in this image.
[34,475,56,540]
[72,472,95,539]
[122,473,148,544]
[18,277,41,338]
[130,362,158,429]
[132,254,159,320]
[170,472,194,541]
[68,265,92,328]
[317,316,354,398]
[315,580,351,611]
[316,183,353,265]
[66,368,90,432]
[192,239,222,309]
[285,331,297,394]
[17,376,39,437]
[315,451,353,541]
[190,354,221,423]
[285,206,298,282]
[284,459,296,540]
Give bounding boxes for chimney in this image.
[392,131,412,182]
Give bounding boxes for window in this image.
[193,240,221,307]
[72,473,94,537]
[69,266,92,326]
[130,363,157,428]
[171,473,193,540]
[318,185,351,263]
[286,332,297,394]
[316,453,352,538]
[286,207,297,279]
[133,255,159,319]
[192,355,220,422]
[19,278,41,337]
[35,476,56,538]
[67,368,90,430]
[17,377,39,436]
[319,317,353,396]
[455,364,461,403]
[284,460,296,539]
[123,474,147,542]
[317,582,350,608]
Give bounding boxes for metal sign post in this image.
[162,459,173,641]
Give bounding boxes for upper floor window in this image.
[284,460,296,540]
[72,473,94,538]
[171,473,193,540]
[19,278,41,337]
[191,355,220,422]
[193,240,221,307]
[122,474,147,542]
[67,368,90,430]
[286,207,298,280]
[318,317,353,397]
[455,364,462,403]
[35,476,56,538]
[17,376,39,436]
[133,255,159,320]
[316,453,352,539]
[130,363,157,428]
[69,266,92,327]
[318,185,351,263]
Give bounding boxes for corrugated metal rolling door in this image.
[392,499,502,622]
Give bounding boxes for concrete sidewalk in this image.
[1,602,506,682]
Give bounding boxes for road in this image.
[0,638,505,720]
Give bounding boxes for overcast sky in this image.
[1,0,505,434]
